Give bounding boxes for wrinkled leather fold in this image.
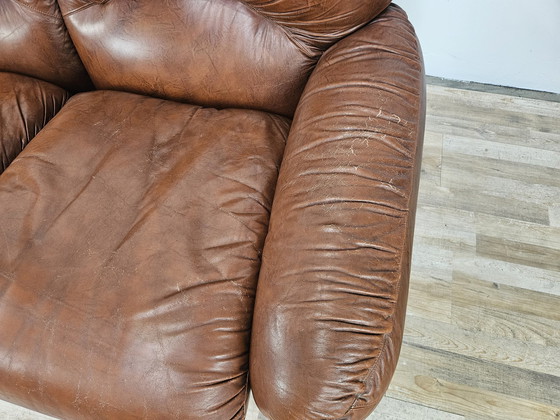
[250,5,426,419]
[243,0,391,53]
[0,90,289,419]
[0,72,69,173]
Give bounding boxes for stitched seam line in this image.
[62,2,100,17]
[11,0,59,19]
[343,126,416,414]
[241,372,250,419]
[346,144,416,412]
[348,333,390,413]
[342,25,423,419]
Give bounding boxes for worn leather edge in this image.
[250,4,426,419]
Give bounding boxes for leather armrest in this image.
[0,73,69,173]
[250,5,426,419]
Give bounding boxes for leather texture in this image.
[244,0,392,52]
[0,1,425,419]
[0,72,69,173]
[0,0,92,92]
[0,90,288,419]
[250,5,425,419]
[57,0,391,116]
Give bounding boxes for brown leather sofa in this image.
[0,1,425,418]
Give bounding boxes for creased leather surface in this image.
[244,0,392,53]
[56,0,390,116]
[0,72,69,173]
[0,90,289,419]
[250,5,425,420]
[0,0,92,92]
[57,0,311,116]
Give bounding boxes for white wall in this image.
[395,0,560,93]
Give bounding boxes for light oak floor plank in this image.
[396,343,560,407]
[453,255,560,297]
[388,371,560,420]
[387,83,560,419]
[403,315,560,377]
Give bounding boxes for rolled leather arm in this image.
[250,5,425,419]
[0,72,69,173]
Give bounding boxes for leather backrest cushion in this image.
[0,0,92,92]
[57,0,391,116]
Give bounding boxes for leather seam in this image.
[346,333,390,413]
[241,375,249,419]
[10,0,59,19]
[61,2,100,17]
[344,133,416,413]
[343,16,423,414]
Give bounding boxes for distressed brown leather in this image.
[0,90,289,419]
[0,1,425,419]
[0,0,92,92]
[250,7,425,418]
[57,0,391,116]
[0,72,69,173]
[244,0,392,52]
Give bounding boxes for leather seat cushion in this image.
[0,90,289,419]
[0,72,69,173]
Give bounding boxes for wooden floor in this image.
[2,83,559,419]
[363,83,560,420]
